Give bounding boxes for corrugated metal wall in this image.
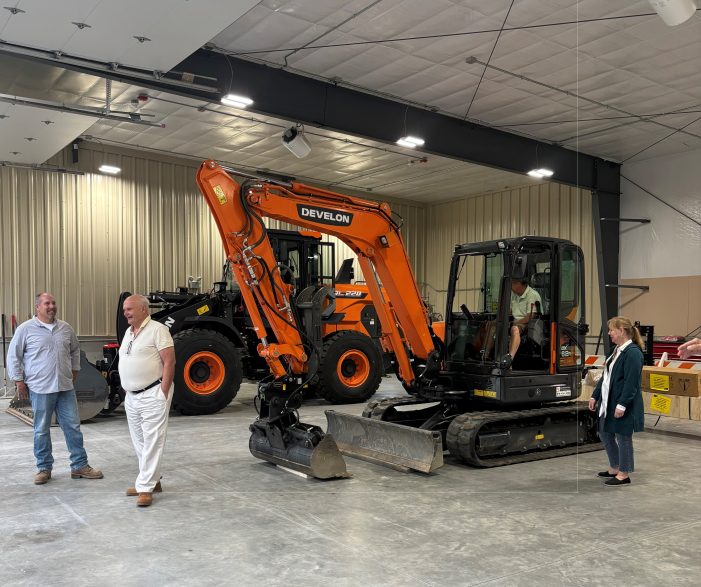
[422,183,602,339]
[0,142,425,338]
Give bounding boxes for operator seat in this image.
[530,271,550,314]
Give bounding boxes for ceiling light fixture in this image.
[396,135,425,149]
[220,93,253,109]
[281,125,312,158]
[99,164,121,175]
[527,168,554,179]
[648,0,697,26]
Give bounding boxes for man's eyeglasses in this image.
[126,340,134,355]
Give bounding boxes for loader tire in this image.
[171,329,242,415]
[317,331,382,404]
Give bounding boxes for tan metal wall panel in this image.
[1,143,426,338]
[423,184,601,338]
[3,142,595,341]
[1,145,224,337]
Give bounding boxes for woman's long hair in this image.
[608,316,644,350]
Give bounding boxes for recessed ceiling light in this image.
[527,168,554,178]
[396,135,425,148]
[220,94,253,108]
[99,164,121,175]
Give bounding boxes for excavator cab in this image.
[444,237,587,379]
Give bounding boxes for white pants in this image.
[124,383,173,493]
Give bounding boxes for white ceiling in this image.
[0,0,259,70]
[0,0,700,202]
[0,98,97,164]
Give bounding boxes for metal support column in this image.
[592,160,622,356]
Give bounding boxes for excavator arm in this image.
[195,160,443,478]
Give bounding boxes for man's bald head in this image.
[123,294,150,329]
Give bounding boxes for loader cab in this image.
[444,237,587,376]
[269,229,336,290]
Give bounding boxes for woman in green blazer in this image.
[588,316,645,486]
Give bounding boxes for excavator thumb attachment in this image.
[249,416,350,480]
[325,410,444,473]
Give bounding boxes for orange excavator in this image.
[196,160,599,478]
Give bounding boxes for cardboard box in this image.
[642,366,701,398]
[643,392,691,419]
[580,382,595,401]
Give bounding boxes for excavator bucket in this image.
[325,410,444,473]
[249,419,351,480]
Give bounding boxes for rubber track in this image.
[446,401,602,468]
[364,398,602,468]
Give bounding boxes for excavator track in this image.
[446,401,601,468]
[363,398,601,468]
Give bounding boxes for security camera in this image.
[281,126,312,158]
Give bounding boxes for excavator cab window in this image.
[447,253,502,364]
[555,244,586,371]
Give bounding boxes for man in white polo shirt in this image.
[118,294,175,507]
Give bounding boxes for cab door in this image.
[555,243,587,372]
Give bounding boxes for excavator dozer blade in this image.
[325,410,444,474]
[249,424,351,480]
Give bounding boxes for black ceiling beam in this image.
[176,50,620,195]
[0,46,620,195]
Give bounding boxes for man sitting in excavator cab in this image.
[507,277,542,365]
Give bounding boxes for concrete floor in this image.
[1,378,700,587]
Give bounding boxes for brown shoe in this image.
[34,470,51,485]
[137,492,153,507]
[71,465,104,479]
[126,481,162,496]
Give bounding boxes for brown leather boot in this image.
[126,481,162,496]
[34,470,51,485]
[71,465,103,479]
[137,492,153,507]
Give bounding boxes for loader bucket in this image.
[325,410,444,473]
[4,352,109,426]
[6,396,34,426]
[249,421,350,480]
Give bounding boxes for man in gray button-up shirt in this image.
[7,293,103,485]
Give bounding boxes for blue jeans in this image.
[29,389,88,472]
[599,416,634,473]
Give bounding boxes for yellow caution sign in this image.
[649,373,670,392]
[197,305,210,315]
[650,393,672,415]
[473,389,497,399]
[213,185,227,205]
